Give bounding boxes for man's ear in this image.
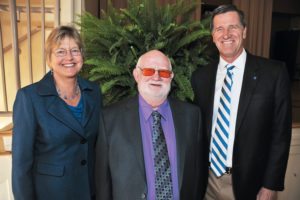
[171,72,174,79]
[243,27,247,39]
[212,33,216,44]
[133,68,139,82]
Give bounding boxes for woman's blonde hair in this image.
[45,25,83,66]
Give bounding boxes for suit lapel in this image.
[81,89,96,128]
[37,72,85,138]
[48,98,85,138]
[206,64,218,139]
[169,100,185,190]
[125,97,146,177]
[236,54,259,133]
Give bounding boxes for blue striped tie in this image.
[211,65,235,177]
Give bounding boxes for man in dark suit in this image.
[95,50,206,200]
[191,4,292,200]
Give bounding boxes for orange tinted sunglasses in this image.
[138,67,173,78]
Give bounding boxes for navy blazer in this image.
[191,53,292,200]
[12,72,102,200]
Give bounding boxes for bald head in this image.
[136,50,172,70]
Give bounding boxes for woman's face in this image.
[49,37,83,80]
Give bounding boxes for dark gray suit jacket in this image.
[95,96,207,200]
[191,53,292,200]
[12,72,102,200]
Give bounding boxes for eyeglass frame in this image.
[53,48,82,57]
[137,66,173,78]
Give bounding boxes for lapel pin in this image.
[253,75,257,80]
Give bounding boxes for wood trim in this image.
[293,122,300,128]
[3,28,41,53]
[0,152,11,155]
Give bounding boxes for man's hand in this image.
[256,187,277,200]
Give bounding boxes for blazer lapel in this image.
[236,54,259,133]
[37,72,85,138]
[82,95,94,127]
[48,98,85,138]
[125,97,146,177]
[206,63,218,139]
[79,78,96,128]
[169,99,190,191]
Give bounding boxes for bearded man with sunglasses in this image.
[95,50,207,200]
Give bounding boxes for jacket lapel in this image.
[236,54,259,133]
[206,63,218,139]
[37,72,86,138]
[82,95,94,127]
[125,97,146,177]
[47,98,85,137]
[79,78,96,128]
[169,99,185,191]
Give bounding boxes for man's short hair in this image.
[210,4,246,32]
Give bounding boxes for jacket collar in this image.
[36,72,93,96]
[35,72,96,138]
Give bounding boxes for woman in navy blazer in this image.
[12,26,102,200]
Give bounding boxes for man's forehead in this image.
[141,58,169,67]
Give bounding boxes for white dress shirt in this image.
[210,49,247,167]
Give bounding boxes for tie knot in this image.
[152,111,161,122]
[226,64,235,73]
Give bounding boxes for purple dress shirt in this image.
[138,95,179,200]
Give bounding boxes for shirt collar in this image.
[138,95,169,122]
[219,48,247,71]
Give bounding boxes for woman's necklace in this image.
[56,82,81,101]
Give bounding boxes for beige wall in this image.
[0,0,83,112]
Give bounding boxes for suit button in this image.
[81,160,87,165]
[141,193,146,199]
[80,139,87,144]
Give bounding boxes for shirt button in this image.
[80,139,87,144]
[81,160,87,165]
[141,193,146,199]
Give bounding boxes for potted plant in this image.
[78,0,213,105]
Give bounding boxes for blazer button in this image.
[80,139,87,144]
[141,193,146,199]
[81,160,87,165]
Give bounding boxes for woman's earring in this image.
[50,69,53,75]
